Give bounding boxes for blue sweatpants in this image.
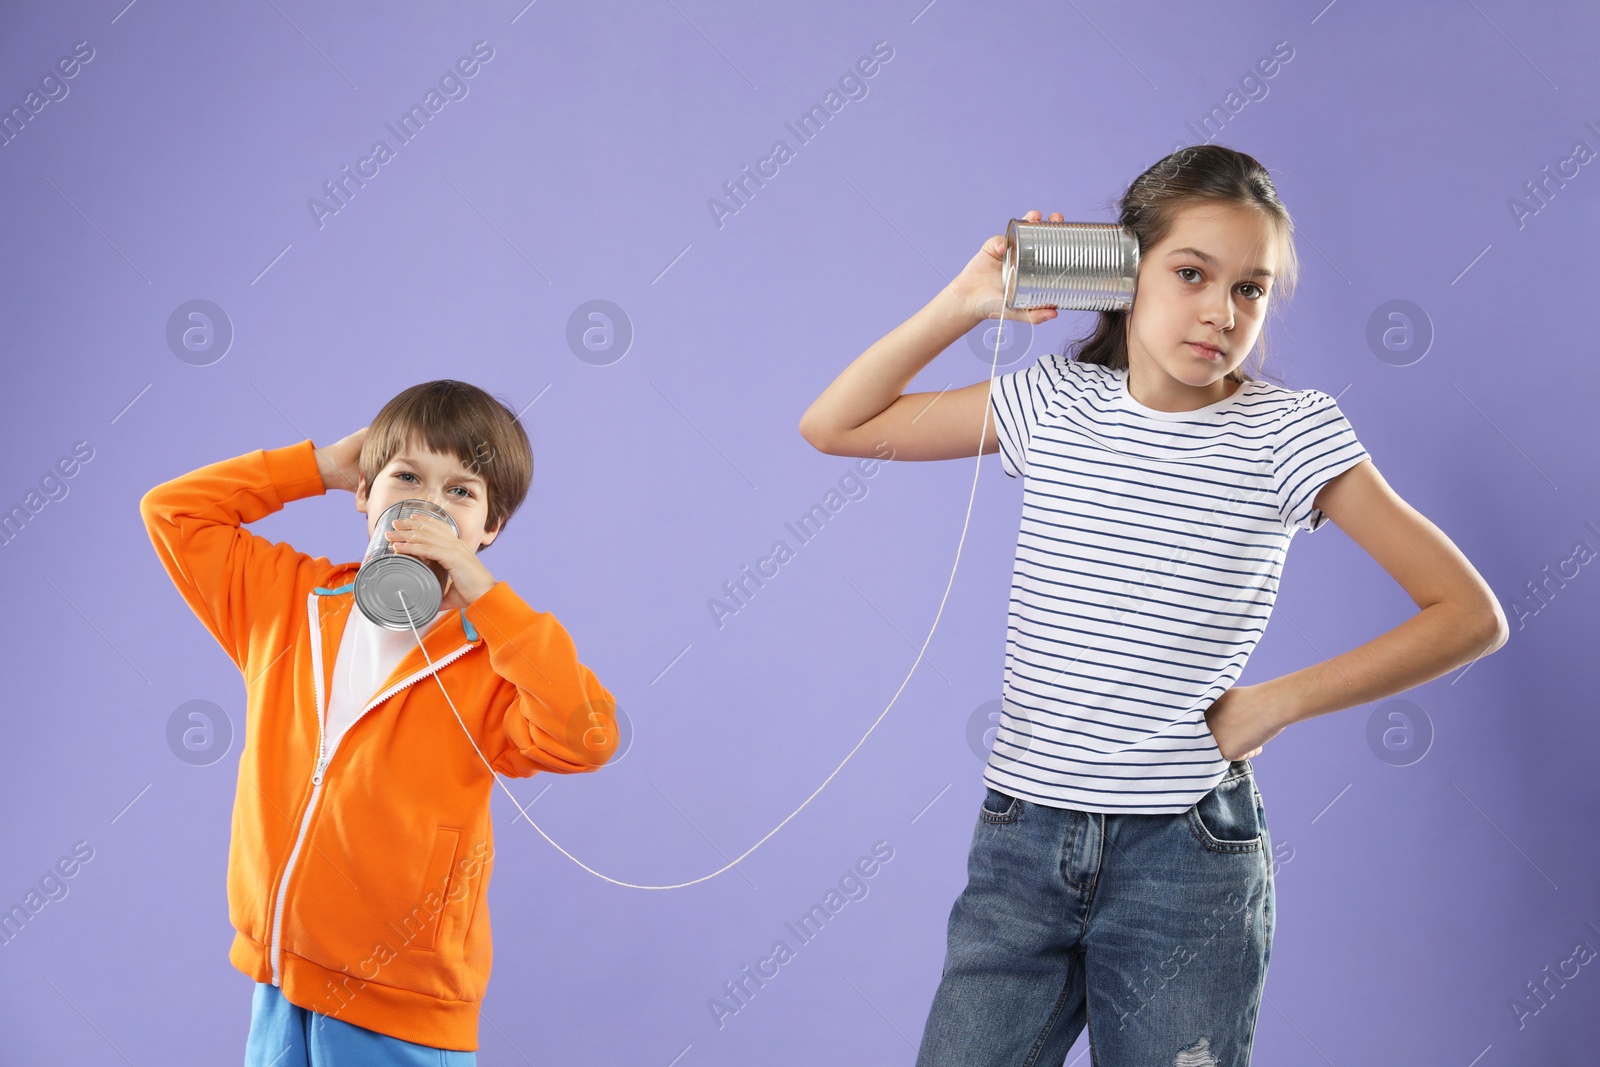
[244,981,477,1066]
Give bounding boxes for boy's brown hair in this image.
[358,380,533,542]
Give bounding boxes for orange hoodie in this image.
[140,439,617,1051]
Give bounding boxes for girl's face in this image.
[1126,201,1280,400]
[355,438,500,552]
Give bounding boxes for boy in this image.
[140,379,618,1063]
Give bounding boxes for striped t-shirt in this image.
[985,354,1370,813]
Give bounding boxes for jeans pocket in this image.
[1187,772,1263,853]
[978,786,1021,825]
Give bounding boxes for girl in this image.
[799,145,1507,1066]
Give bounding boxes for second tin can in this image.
[1003,219,1140,313]
[353,499,459,630]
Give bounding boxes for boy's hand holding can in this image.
[385,511,496,611]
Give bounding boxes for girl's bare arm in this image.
[799,211,1062,460]
[1265,460,1509,726]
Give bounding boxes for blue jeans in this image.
[916,760,1275,1067]
[244,982,476,1066]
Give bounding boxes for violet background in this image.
[1,1,1597,1063]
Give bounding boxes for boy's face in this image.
[355,439,500,552]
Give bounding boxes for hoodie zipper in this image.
[267,590,476,987]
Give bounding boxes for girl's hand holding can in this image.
[946,209,1065,326]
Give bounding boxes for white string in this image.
[395,253,1018,890]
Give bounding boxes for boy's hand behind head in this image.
[316,428,369,493]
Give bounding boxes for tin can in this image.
[353,499,459,630]
[1002,219,1140,313]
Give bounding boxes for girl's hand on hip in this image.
[1204,685,1286,762]
[945,209,1065,325]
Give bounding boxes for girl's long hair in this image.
[1067,144,1299,386]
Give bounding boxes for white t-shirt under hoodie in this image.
[986,355,1371,814]
[324,603,447,754]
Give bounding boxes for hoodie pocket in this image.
[414,826,462,952]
